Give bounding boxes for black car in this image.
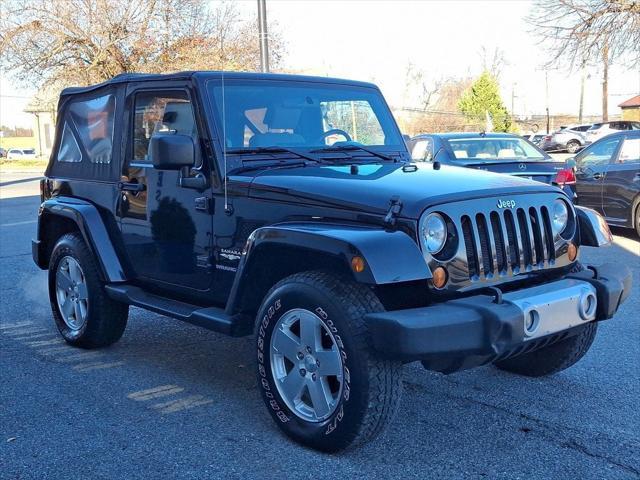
[572,130,640,236]
[409,132,575,198]
[32,71,629,452]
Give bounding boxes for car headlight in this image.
[552,199,569,234]
[422,213,447,254]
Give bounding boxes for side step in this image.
[104,284,251,337]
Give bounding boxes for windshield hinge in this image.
[384,196,403,227]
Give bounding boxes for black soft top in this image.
[60,71,379,97]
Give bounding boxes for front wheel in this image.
[494,323,597,377]
[566,140,581,153]
[255,271,402,452]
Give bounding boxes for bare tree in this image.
[479,46,508,79]
[528,0,640,121]
[402,62,443,111]
[0,0,285,88]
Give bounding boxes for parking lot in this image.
[1,172,638,479]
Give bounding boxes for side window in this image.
[617,138,640,163]
[411,138,433,161]
[132,91,199,165]
[578,137,621,167]
[320,100,385,145]
[57,123,82,163]
[64,94,115,164]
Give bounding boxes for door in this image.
[602,136,640,225]
[574,135,623,214]
[117,88,213,292]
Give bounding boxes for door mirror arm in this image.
[179,168,208,191]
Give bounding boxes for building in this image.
[618,95,640,122]
[23,84,60,158]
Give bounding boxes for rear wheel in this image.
[494,323,597,377]
[634,204,640,238]
[255,271,402,452]
[49,233,128,348]
[566,140,581,153]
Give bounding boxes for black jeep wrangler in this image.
[33,72,630,452]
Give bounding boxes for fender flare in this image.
[36,197,127,282]
[225,222,431,314]
[575,205,613,247]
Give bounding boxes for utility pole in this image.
[257,0,269,73]
[545,71,550,134]
[511,83,517,117]
[578,61,586,124]
[602,42,609,122]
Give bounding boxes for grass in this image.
[0,137,37,150]
[0,158,48,172]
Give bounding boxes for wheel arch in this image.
[35,197,128,282]
[225,223,431,317]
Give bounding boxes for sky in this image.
[1,0,639,129]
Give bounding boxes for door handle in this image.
[118,181,146,192]
[592,172,603,180]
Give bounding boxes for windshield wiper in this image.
[310,144,395,162]
[229,160,308,175]
[227,146,322,164]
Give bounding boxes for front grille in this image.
[462,206,556,279]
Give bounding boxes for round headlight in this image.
[552,199,569,234]
[423,213,447,254]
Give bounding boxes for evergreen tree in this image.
[458,71,512,132]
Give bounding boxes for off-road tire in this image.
[634,204,640,238]
[494,322,597,377]
[255,271,402,452]
[566,140,581,154]
[48,233,128,348]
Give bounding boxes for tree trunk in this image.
[602,44,609,122]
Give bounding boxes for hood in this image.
[241,162,560,219]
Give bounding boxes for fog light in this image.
[432,266,448,289]
[567,242,578,261]
[351,256,366,273]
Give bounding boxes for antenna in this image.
[221,70,229,214]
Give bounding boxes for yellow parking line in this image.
[0,322,34,330]
[151,395,213,414]
[56,351,106,363]
[128,385,185,401]
[73,361,125,372]
[27,338,64,347]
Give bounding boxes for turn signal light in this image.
[351,256,366,273]
[554,168,576,186]
[567,242,578,261]
[432,266,448,289]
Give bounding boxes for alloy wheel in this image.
[55,256,89,331]
[270,308,344,422]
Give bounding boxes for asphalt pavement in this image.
[1,172,639,479]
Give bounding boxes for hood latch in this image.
[384,196,403,227]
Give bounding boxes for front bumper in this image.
[366,264,631,373]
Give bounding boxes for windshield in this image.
[446,137,547,161]
[207,80,403,161]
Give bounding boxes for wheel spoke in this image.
[73,302,83,323]
[308,378,332,418]
[279,370,305,402]
[68,260,81,283]
[272,328,301,362]
[315,349,342,377]
[61,297,74,317]
[299,313,321,350]
[56,269,73,291]
[76,282,89,300]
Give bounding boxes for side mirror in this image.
[150,134,195,170]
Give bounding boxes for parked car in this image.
[7,148,37,160]
[572,130,640,236]
[409,132,576,198]
[541,124,591,153]
[33,71,629,452]
[522,133,546,147]
[585,121,640,144]
[0,147,7,158]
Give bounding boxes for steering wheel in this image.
[316,129,352,144]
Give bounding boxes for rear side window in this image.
[57,124,82,163]
[618,138,640,163]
